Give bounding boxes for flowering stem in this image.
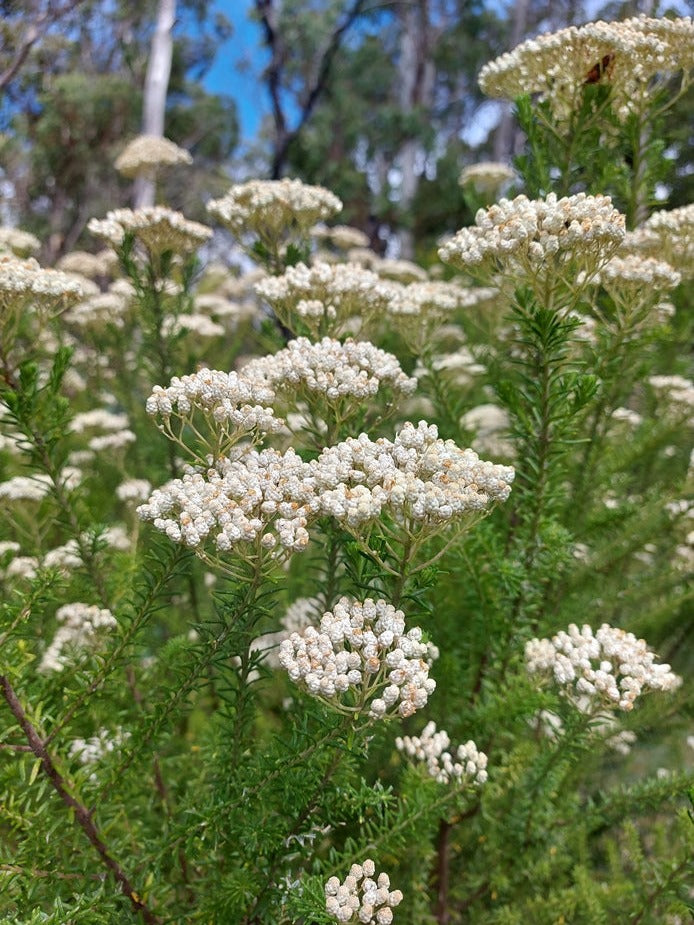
[0,675,160,924]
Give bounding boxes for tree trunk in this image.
[492,0,529,162]
[134,0,176,208]
[396,0,435,259]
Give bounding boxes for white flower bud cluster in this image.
[396,721,488,784]
[162,313,225,339]
[88,207,212,254]
[385,280,477,318]
[0,473,53,501]
[638,204,694,277]
[373,258,428,283]
[40,603,117,673]
[88,429,136,452]
[611,407,642,427]
[242,337,417,409]
[64,292,130,328]
[56,250,116,279]
[0,255,83,317]
[69,727,131,765]
[146,368,282,460]
[594,255,681,295]
[459,403,514,458]
[251,596,322,669]
[207,178,342,238]
[279,597,436,719]
[312,223,370,250]
[194,293,258,325]
[0,468,81,501]
[70,409,130,434]
[459,161,516,193]
[479,16,694,122]
[116,479,152,504]
[114,134,192,178]
[533,708,636,755]
[42,540,82,571]
[325,861,403,924]
[315,421,514,531]
[137,448,319,554]
[0,227,40,258]
[255,261,393,336]
[649,375,694,413]
[525,623,681,711]
[438,193,625,287]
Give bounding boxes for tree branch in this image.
[0,0,85,92]
[0,675,160,924]
[256,0,371,178]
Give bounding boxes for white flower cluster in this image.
[0,227,40,258]
[594,255,681,295]
[386,280,477,318]
[439,193,624,289]
[312,223,370,250]
[396,721,488,784]
[40,603,117,673]
[88,207,212,254]
[64,292,130,328]
[374,258,428,284]
[525,623,681,711]
[137,447,318,555]
[315,421,514,531]
[207,178,342,238]
[326,861,403,924]
[255,261,393,336]
[70,409,129,434]
[251,596,323,669]
[69,727,131,766]
[242,337,416,409]
[114,134,192,178]
[0,468,81,501]
[116,479,152,504]
[479,16,694,121]
[56,249,117,279]
[649,375,694,413]
[279,597,435,719]
[534,708,637,755]
[146,368,282,460]
[634,204,694,277]
[0,473,53,501]
[162,313,225,339]
[88,429,136,452]
[459,403,514,458]
[0,255,83,317]
[459,161,516,192]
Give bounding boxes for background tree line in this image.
[1,0,692,262]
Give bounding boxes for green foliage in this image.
[1,6,692,924]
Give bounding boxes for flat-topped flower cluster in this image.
[325,861,402,924]
[525,623,681,711]
[279,596,436,719]
[207,178,342,238]
[396,721,488,785]
[478,16,694,121]
[315,421,515,532]
[146,368,282,459]
[439,193,624,291]
[255,261,393,336]
[137,447,318,554]
[88,206,212,254]
[40,603,117,673]
[242,336,417,405]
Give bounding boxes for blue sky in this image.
[203,0,269,140]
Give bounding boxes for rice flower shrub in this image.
[0,15,692,925]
